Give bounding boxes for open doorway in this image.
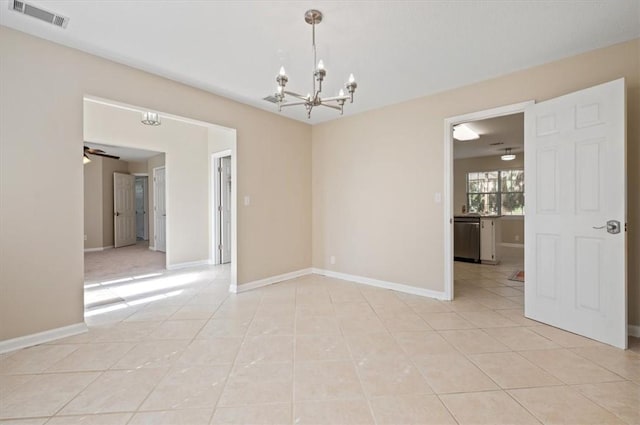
[212,152,232,265]
[82,95,239,319]
[444,102,531,301]
[83,142,167,287]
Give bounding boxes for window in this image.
[467,169,524,215]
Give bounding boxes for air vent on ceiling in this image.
[263,96,280,104]
[489,142,504,146]
[9,0,69,28]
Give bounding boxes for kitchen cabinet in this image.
[480,217,501,264]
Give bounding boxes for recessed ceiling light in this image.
[453,124,479,141]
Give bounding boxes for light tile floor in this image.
[1,261,639,424]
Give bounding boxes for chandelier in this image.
[273,9,357,119]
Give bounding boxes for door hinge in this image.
[218,166,222,173]
[218,205,222,212]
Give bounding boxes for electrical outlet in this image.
[84,235,87,241]
[515,235,520,242]
[244,195,250,206]
[330,256,336,265]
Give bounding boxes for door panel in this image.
[114,172,136,248]
[154,167,166,252]
[220,156,232,264]
[525,78,626,348]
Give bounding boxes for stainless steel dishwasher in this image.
[454,216,481,262]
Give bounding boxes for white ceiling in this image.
[85,142,161,163]
[1,1,638,124]
[454,113,524,160]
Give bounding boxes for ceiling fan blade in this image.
[85,148,106,154]
[83,146,120,160]
[92,152,121,160]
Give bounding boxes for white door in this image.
[525,78,626,348]
[114,172,136,248]
[220,156,232,264]
[154,167,167,252]
[135,177,148,240]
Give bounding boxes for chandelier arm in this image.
[283,91,308,101]
[279,101,310,108]
[321,95,350,102]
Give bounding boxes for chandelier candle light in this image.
[274,9,357,118]
[141,111,161,126]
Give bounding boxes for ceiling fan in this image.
[83,146,120,164]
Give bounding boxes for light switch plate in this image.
[244,196,250,206]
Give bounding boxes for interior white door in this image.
[114,172,136,248]
[154,167,167,253]
[220,156,232,264]
[135,177,146,240]
[525,78,626,348]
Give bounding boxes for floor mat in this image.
[509,270,525,282]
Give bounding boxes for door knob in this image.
[593,220,620,234]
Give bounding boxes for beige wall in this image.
[501,218,524,245]
[128,161,147,174]
[83,157,103,249]
[0,27,311,341]
[101,157,130,247]
[454,154,525,244]
[312,38,639,326]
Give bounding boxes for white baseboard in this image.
[499,243,525,249]
[231,268,313,293]
[84,245,114,253]
[0,322,88,354]
[629,324,640,338]
[167,260,211,271]
[312,268,448,300]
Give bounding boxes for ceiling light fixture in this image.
[273,9,357,119]
[453,124,480,141]
[501,148,516,161]
[141,111,161,126]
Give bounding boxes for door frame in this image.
[443,100,534,300]
[211,149,236,267]
[152,166,167,254]
[212,151,232,265]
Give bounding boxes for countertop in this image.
[454,214,503,218]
